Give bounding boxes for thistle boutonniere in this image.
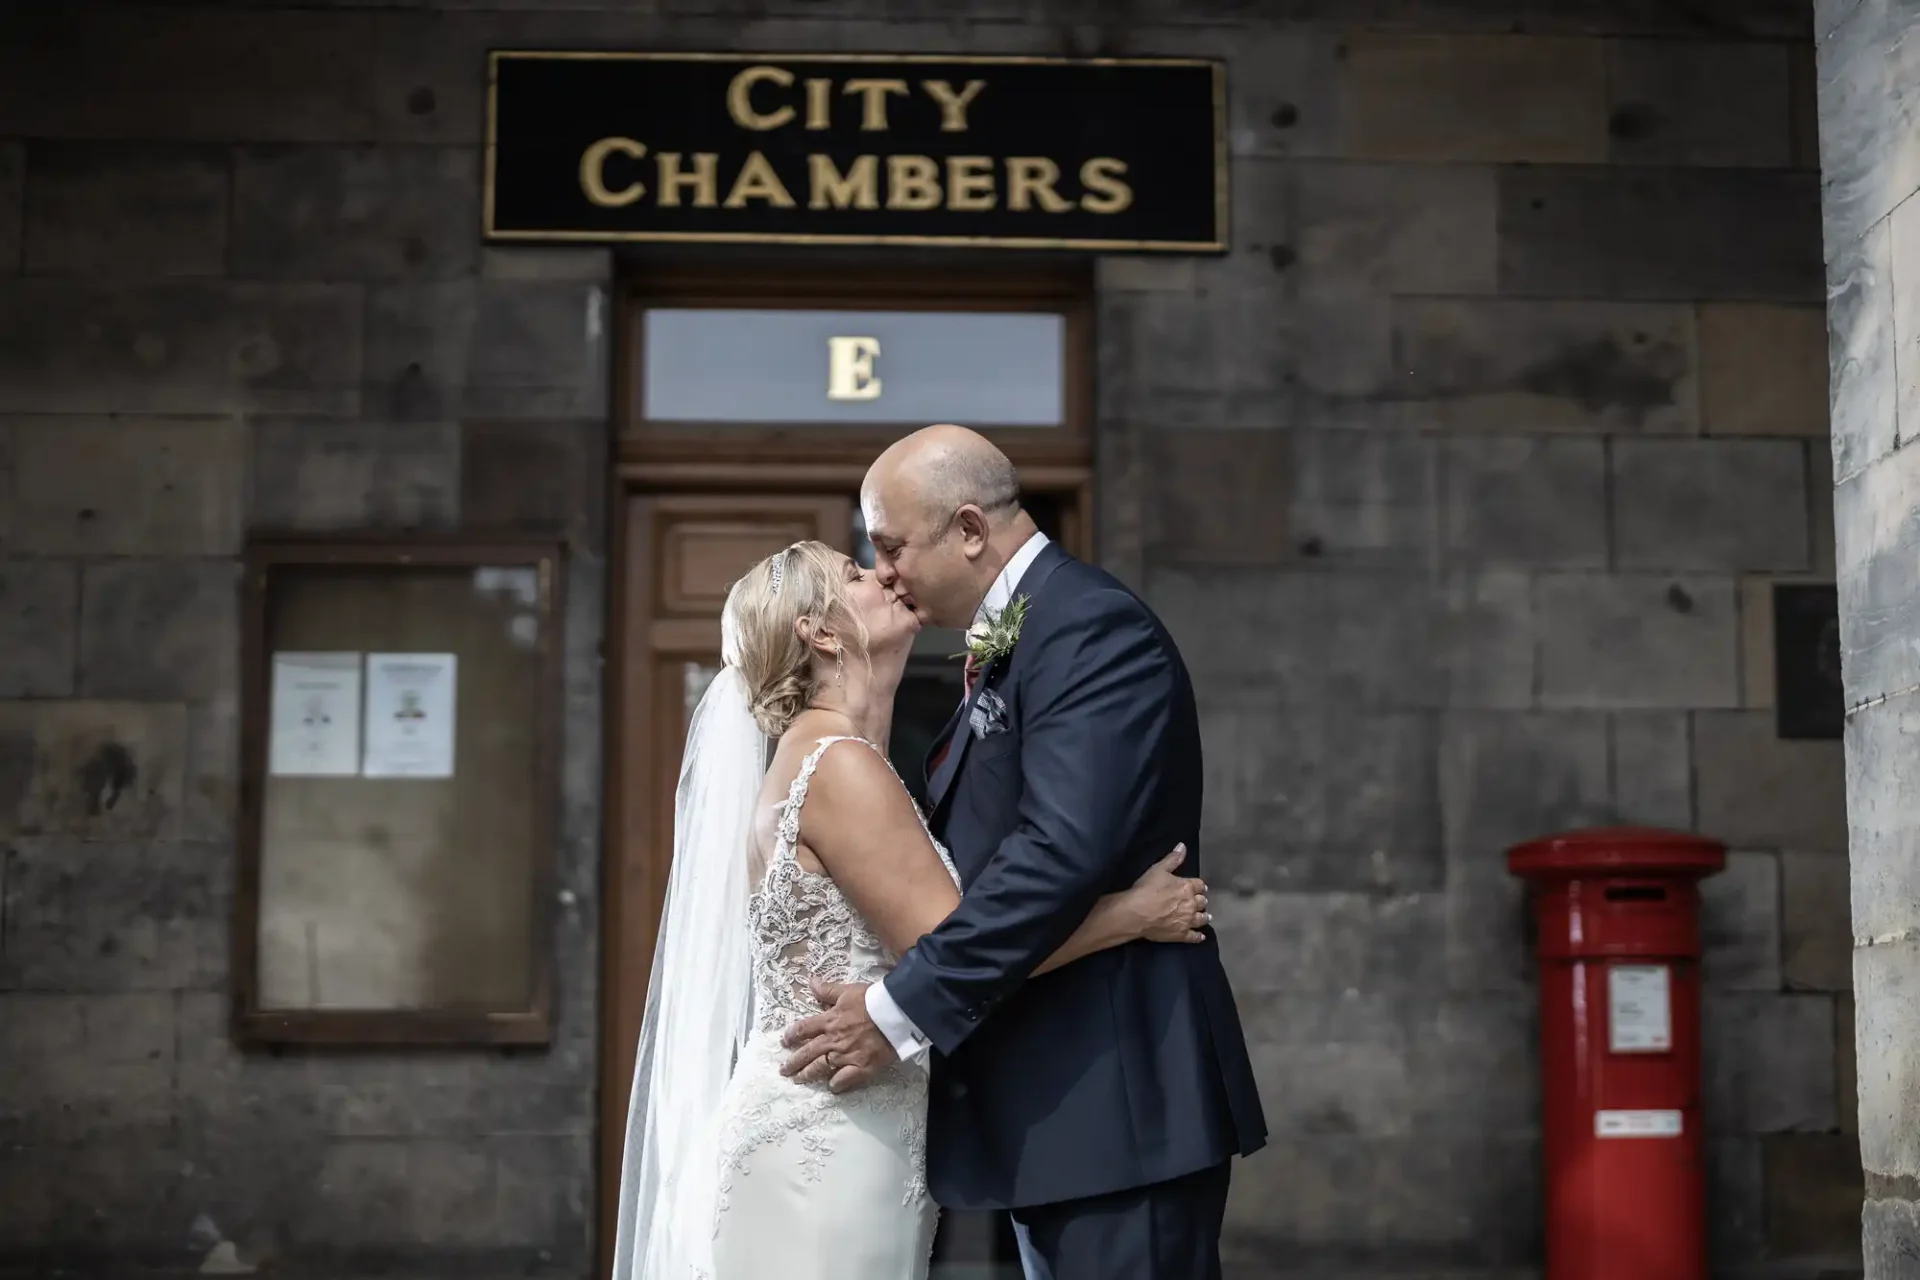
[960,594,1029,666]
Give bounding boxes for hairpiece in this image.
[768,544,795,597]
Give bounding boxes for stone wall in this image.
[0,1,1857,1276]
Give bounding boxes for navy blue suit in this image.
[882,542,1267,1280]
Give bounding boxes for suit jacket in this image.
[882,542,1267,1211]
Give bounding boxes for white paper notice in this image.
[362,653,457,779]
[1595,1109,1683,1138]
[269,652,362,777]
[1608,963,1673,1053]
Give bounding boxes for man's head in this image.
[861,424,1036,630]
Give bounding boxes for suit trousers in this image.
[1009,1161,1231,1280]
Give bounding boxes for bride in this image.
[611,539,1212,1280]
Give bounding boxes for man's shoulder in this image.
[1026,555,1169,642]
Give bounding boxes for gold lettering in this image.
[1006,157,1072,213]
[655,152,719,208]
[579,136,646,207]
[724,151,796,208]
[922,79,986,132]
[805,78,833,130]
[809,154,879,210]
[827,336,882,401]
[946,156,996,211]
[886,155,941,210]
[1079,157,1133,214]
[843,78,910,131]
[726,65,795,131]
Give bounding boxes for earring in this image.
[834,647,845,687]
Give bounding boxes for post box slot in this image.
[1603,885,1667,903]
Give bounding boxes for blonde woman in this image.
[612,539,1209,1280]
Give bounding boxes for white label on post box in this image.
[1608,963,1672,1053]
[1596,1109,1683,1138]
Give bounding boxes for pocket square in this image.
[969,687,1009,739]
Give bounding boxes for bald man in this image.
[782,426,1267,1280]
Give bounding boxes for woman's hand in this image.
[1123,844,1210,944]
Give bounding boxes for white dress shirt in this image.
[865,532,1052,1063]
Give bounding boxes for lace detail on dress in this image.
[715,736,960,1214]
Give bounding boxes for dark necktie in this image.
[930,653,984,776]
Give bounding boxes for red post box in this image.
[1507,826,1726,1280]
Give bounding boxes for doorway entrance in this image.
[600,265,1093,1276]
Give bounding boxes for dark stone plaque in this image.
[1774,582,1843,740]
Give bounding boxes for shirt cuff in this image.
[867,976,932,1064]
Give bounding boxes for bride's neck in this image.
[807,661,900,750]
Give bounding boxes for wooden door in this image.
[599,492,852,1271]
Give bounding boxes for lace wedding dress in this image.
[707,735,958,1280]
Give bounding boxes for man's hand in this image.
[780,979,898,1093]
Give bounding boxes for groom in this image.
[782,425,1267,1279]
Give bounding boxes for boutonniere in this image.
[960,594,1028,666]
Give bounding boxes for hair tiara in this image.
[767,543,798,597]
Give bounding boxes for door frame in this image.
[598,263,1096,1274]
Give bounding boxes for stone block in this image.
[1850,935,1920,1176]
[1538,575,1739,710]
[1843,694,1920,940]
[362,280,476,421]
[1610,712,1693,830]
[1211,890,1447,995]
[1612,438,1810,573]
[1498,167,1823,302]
[23,141,228,277]
[461,419,603,546]
[1697,304,1831,437]
[1289,161,1496,296]
[1138,428,1293,567]
[1863,1196,1920,1279]
[1604,40,1793,168]
[0,142,23,272]
[481,246,614,282]
[1283,430,1437,567]
[1816,0,1920,262]
[401,1139,500,1246]
[307,1139,410,1246]
[0,700,186,840]
[1828,215,1897,480]
[184,693,239,843]
[1338,35,1607,164]
[0,838,226,992]
[1098,281,1290,431]
[1390,297,1699,434]
[79,561,238,701]
[0,561,76,698]
[1782,852,1854,992]
[0,992,175,1146]
[1818,0,1866,39]
[252,418,459,531]
[1441,435,1606,569]
[1705,992,1839,1132]
[1701,851,1783,991]
[1765,1137,1865,1261]
[0,280,362,417]
[1696,710,1847,851]
[464,281,611,421]
[9,415,245,556]
[491,1134,592,1253]
[1201,701,1439,895]
[1708,1137,1768,1266]
[231,145,479,282]
[1836,442,1920,706]
[1838,993,1859,1135]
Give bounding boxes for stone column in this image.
[1816,1,1920,1273]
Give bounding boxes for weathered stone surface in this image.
[1441,435,1606,569]
[1782,852,1854,991]
[0,142,19,273]
[0,280,362,417]
[231,145,478,281]
[1138,428,1292,567]
[464,281,611,421]
[1852,935,1920,1178]
[1835,441,1920,707]
[184,693,239,844]
[1701,851,1783,990]
[1816,0,1920,261]
[461,419,603,546]
[1697,304,1830,437]
[1705,992,1839,1132]
[0,701,186,840]
[1338,34,1607,164]
[1696,710,1848,850]
[1538,575,1739,709]
[79,561,238,701]
[1282,430,1437,566]
[1099,278,1290,430]
[1610,712,1693,830]
[1612,438,1810,572]
[9,416,245,556]
[253,418,459,531]
[1843,694,1920,940]
[0,562,76,698]
[481,246,614,282]
[1604,40,1793,169]
[1708,1137,1768,1265]
[1863,1194,1920,1279]
[1202,702,1439,895]
[23,142,228,277]
[0,839,225,992]
[1818,0,1868,39]
[1499,167,1823,302]
[0,992,174,1145]
[1827,215,1897,479]
[1390,297,1698,434]
[1211,890,1447,995]
[1839,993,1859,1135]
[1290,161,1496,295]
[492,1134,592,1253]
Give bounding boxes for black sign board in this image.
[483,52,1227,252]
[1774,582,1844,740]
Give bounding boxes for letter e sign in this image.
[827,335,882,401]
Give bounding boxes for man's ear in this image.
[953,504,991,559]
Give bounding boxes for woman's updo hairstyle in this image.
[723,540,871,739]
